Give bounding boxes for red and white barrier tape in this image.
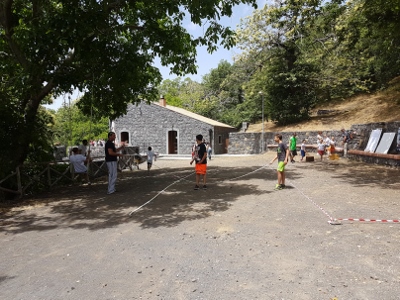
[336,218,400,223]
[132,163,399,225]
[287,179,336,223]
[270,166,398,225]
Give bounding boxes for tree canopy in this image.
[2,0,400,179]
[159,0,400,127]
[0,0,257,175]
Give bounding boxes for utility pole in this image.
[259,91,264,153]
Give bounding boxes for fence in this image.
[0,149,146,199]
[0,162,75,198]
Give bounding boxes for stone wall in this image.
[229,130,351,154]
[228,122,400,167]
[350,121,400,153]
[228,132,264,154]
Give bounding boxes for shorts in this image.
[300,150,306,157]
[318,150,324,156]
[277,161,285,172]
[195,163,207,175]
[290,149,297,156]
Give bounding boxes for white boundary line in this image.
[130,162,397,225]
[128,172,194,215]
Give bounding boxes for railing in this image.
[0,162,74,198]
[0,152,146,199]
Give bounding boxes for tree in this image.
[52,101,109,148]
[0,0,257,175]
[157,78,184,107]
[350,0,400,87]
[236,0,321,124]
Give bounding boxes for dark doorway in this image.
[120,132,129,144]
[168,130,178,154]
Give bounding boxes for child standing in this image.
[269,134,289,190]
[190,134,208,190]
[317,138,326,161]
[328,136,336,156]
[146,146,155,171]
[300,140,306,161]
[324,135,332,157]
[206,142,212,160]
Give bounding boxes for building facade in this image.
[113,98,236,155]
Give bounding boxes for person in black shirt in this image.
[190,134,208,190]
[105,132,125,195]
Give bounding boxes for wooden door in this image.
[224,138,229,154]
[168,131,178,154]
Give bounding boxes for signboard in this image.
[364,128,382,153]
[375,132,396,154]
[397,128,400,153]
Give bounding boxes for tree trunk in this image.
[6,97,42,175]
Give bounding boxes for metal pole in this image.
[262,94,264,153]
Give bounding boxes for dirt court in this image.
[1,153,400,300]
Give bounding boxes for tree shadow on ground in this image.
[0,165,304,233]
[0,276,16,284]
[299,159,400,190]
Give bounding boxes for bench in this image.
[348,149,400,167]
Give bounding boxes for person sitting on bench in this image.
[69,146,92,185]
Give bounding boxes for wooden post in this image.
[70,163,74,180]
[47,164,51,188]
[16,166,22,197]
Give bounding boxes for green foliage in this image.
[267,61,319,125]
[234,0,322,124]
[157,79,184,107]
[0,0,257,176]
[0,91,54,179]
[52,100,109,147]
[155,0,400,128]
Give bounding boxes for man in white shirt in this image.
[78,139,88,156]
[69,147,91,184]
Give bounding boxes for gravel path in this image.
[1,154,399,300]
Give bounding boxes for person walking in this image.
[300,140,306,161]
[289,132,297,163]
[146,146,156,171]
[190,134,208,190]
[105,132,125,195]
[269,134,289,190]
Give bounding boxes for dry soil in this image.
[1,154,400,300]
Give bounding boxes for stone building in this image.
[113,98,236,155]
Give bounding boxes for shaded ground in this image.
[1,154,400,300]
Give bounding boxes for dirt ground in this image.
[1,154,400,300]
